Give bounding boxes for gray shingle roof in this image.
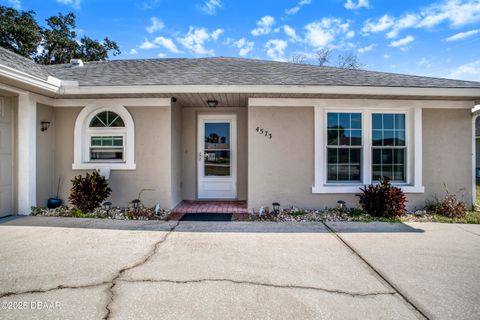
[1,46,480,89]
[0,46,51,80]
[46,57,480,88]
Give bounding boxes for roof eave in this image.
[0,64,60,95]
[60,84,480,99]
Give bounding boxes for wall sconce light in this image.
[40,121,51,132]
[207,99,218,108]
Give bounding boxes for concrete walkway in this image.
[0,216,478,320]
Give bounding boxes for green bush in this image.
[69,171,111,213]
[425,186,466,218]
[357,177,407,218]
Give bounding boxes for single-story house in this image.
[1,46,480,216]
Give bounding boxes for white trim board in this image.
[61,85,480,98]
[249,98,475,109]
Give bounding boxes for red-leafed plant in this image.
[69,171,111,213]
[357,177,407,217]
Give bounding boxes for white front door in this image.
[197,114,237,199]
[0,98,13,217]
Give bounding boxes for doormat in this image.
[180,213,233,221]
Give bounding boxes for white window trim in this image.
[312,106,424,194]
[73,105,136,170]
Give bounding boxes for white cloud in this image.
[446,29,480,41]
[139,39,158,49]
[285,0,312,15]
[362,15,395,33]
[358,44,375,54]
[344,0,369,10]
[154,36,182,53]
[251,16,275,36]
[386,14,420,38]
[390,35,415,47]
[177,27,223,55]
[200,0,222,15]
[211,28,224,40]
[146,17,164,34]
[129,49,138,55]
[363,1,480,38]
[265,39,288,61]
[283,25,301,42]
[449,59,480,80]
[232,38,254,56]
[7,0,21,9]
[419,0,480,28]
[56,0,81,9]
[383,54,391,59]
[157,53,166,58]
[305,18,352,48]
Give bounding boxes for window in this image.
[372,113,406,182]
[73,105,135,170]
[87,111,125,162]
[327,112,362,182]
[313,105,423,194]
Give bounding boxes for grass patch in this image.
[427,211,480,224]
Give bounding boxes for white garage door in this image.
[0,97,13,217]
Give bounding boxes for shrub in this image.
[69,171,111,213]
[425,185,466,218]
[357,177,407,218]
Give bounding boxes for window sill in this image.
[312,184,425,194]
[72,162,136,170]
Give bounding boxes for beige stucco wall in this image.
[36,104,55,206]
[53,106,174,209]
[181,107,248,200]
[248,105,474,211]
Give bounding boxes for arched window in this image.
[73,105,135,170]
[87,111,126,162]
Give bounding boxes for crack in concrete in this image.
[118,278,396,298]
[103,220,180,320]
[322,222,430,320]
[0,281,111,299]
[455,225,480,237]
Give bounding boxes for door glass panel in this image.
[204,122,230,176]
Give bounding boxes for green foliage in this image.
[30,206,43,216]
[358,177,407,218]
[348,207,365,217]
[425,185,467,218]
[0,5,120,64]
[69,171,111,213]
[0,6,42,58]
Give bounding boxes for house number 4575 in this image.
[256,127,273,139]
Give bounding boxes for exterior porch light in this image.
[272,202,280,215]
[40,121,51,132]
[207,99,218,108]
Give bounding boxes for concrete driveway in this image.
[0,216,478,320]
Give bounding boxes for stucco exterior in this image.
[43,106,175,209]
[248,103,474,210]
[32,99,475,212]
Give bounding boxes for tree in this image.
[289,47,363,70]
[0,5,121,64]
[0,6,42,58]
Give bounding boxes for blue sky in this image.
[3,0,480,80]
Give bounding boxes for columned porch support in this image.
[17,92,37,214]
